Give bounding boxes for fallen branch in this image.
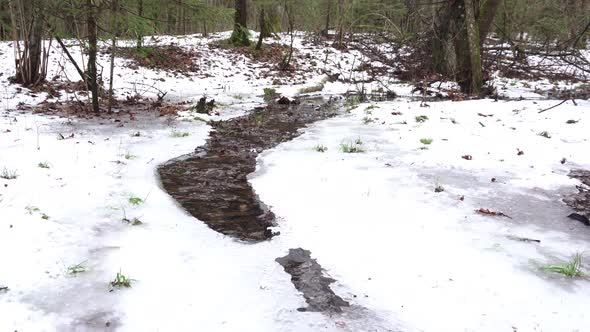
[538,99,568,114]
[476,208,512,219]
[507,235,541,243]
[51,32,87,84]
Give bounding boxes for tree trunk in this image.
[166,0,175,34]
[323,0,332,36]
[431,0,493,93]
[230,0,250,46]
[108,0,119,113]
[334,0,345,48]
[404,0,418,33]
[64,0,77,37]
[86,0,100,112]
[478,0,503,45]
[137,0,143,48]
[431,1,461,77]
[9,0,46,86]
[463,0,483,93]
[255,8,265,51]
[235,0,247,28]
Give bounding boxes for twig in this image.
[538,99,568,114]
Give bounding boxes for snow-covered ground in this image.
[1,31,590,331]
[252,98,590,332]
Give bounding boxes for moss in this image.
[229,25,251,47]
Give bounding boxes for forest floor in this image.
[1,31,590,332]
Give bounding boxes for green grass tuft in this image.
[344,95,363,112]
[341,139,365,153]
[38,162,50,169]
[25,205,40,215]
[110,271,134,288]
[1,167,18,180]
[124,152,137,160]
[362,116,374,125]
[263,88,277,101]
[128,196,144,206]
[314,145,328,153]
[68,261,87,275]
[415,115,429,123]
[543,253,584,278]
[420,138,433,145]
[171,130,190,138]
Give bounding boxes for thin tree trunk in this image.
[9,0,46,86]
[255,8,265,51]
[86,0,100,112]
[404,0,418,33]
[478,0,503,45]
[108,0,119,113]
[137,0,143,48]
[463,0,483,93]
[166,0,175,34]
[53,33,86,81]
[334,0,345,48]
[323,0,332,35]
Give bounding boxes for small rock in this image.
[277,96,291,105]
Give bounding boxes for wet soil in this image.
[158,98,337,242]
[276,248,349,313]
[564,169,590,226]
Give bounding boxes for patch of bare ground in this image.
[210,41,309,83]
[565,169,590,226]
[117,45,200,76]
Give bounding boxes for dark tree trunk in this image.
[323,0,332,36]
[137,0,143,48]
[235,0,247,28]
[431,1,461,77]
[431,0,488,94]
[255,8,265,51]
[463,0,483,93]
[230,0,250,46]
[108,0,119,113]
[334,0,345,48]
[64,0,77,37]
[9,0,46,86]
[0,0,9,40]
[404,0,418,33]
[86,0,100,112]
[478,0,503,44]
[166,0,175,34]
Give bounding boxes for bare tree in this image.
[108,0,120,113]
[430,0,502,94]
[86,0,100,112]
[8,0,49,86]
[464,0,483,93]
[334,0,346,48]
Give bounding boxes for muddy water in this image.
[276,248,349,313]
[158,98,337,242]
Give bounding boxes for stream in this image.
[158,97,338,242]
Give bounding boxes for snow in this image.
[251,98,590,332]
[1,31,590,332]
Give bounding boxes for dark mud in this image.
[564,169,590,226]
[276,248,349,313]
[158,98,337,242]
